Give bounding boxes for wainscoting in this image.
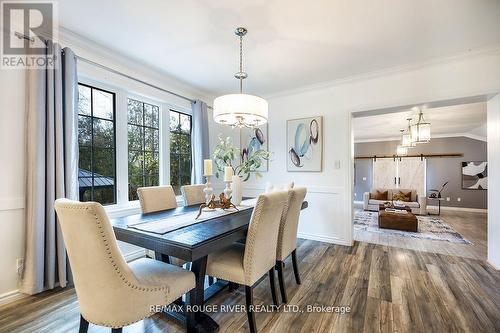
[243,185,352,246]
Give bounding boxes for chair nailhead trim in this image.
[58,203,195,328]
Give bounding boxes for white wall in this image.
[0,30,213,302]
[487,94,500,269]
[208,50,500,248]
[0,68,26,302]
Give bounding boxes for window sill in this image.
[104,196,186,218]
[105,202,142,218]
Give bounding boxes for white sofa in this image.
[363,188,427,215]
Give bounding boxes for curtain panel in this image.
[21,41,78,295]
[191,100,210,184]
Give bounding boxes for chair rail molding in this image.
[0,197,24,211]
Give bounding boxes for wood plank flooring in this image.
[354,207,488,260]
[1,238,499,333]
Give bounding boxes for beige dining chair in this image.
[181,184,206,206]
[137,185,178,213]
[137,185,186,266]
[206,191,289,333]
[275,187,307,303]
[54,199,196,333]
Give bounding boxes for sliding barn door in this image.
[398,157,426,197]
[373,159,397,189]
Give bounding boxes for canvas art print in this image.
[287,116,323,172]
[462,161,487,190]
[240,124,268,171]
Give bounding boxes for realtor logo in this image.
[1,1,57,68]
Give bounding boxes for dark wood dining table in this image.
[111,200,308,333]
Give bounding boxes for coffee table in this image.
[378,206,418,232]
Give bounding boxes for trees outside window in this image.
[77,84,116,205]
[127,99,160,200]
[169,110,192,195]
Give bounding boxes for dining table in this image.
[111,198,308,333]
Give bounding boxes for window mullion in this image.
[115,90,129,205]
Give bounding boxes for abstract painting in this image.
[240,124,268,171]
[287,116,323,172]
[462,161,487,190]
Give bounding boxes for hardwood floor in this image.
[354,207,488,260]
[1,238,499,332]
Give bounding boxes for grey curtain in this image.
[191,100,210,184]
[21,41,78,295]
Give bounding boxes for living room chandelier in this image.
[213,27,268,128]
[410,106,431,143]
[396,107,431,155]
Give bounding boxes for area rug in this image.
[354,211,472,244]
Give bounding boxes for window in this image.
[169,110,192,194]
[77,84,116,205]
[127,99,160,200]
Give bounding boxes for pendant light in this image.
[213,27,268,128]
[411,107,431,143]
[397,130,408,155]
[401,118,416,148]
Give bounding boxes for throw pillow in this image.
[393,191,411,202]
[373,190,388,200]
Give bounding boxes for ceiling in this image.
[353,102,487,142]
[58,0,500,96]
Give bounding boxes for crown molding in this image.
[57,27,217,103]
[264,45,500,100]
[354,133,487,144]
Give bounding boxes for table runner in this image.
[127,198,258,235]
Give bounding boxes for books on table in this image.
[385,208,408,214]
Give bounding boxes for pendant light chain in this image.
[239,34,243,93]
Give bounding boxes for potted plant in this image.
[212,134,271,204]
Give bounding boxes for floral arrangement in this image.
[213,134,271,181]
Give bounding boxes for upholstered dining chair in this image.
[275,187,307,303]
[54,199,196,333]
[137,185,178,213]
[206,191,289,333]
[137,185,185,266]
[181,184,206,206]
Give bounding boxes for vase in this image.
[232,175,243,205]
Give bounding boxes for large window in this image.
[77,84,116,205]
[169,110,192,194]
[127,98,160,200]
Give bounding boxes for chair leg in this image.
[186,288,197,333]
[245,286,257,333]
[268,268,278,306]
[111,329,122,333]
[79,315,89,333]
[276,261,288,303]
[291,250,301,285]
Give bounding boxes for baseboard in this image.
[123,249,146,262]
[0,290,26,306]
[487,259,500,270]
[298,232,352,246]
[427,205,487,213]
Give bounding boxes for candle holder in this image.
[203,175,214,209]
[223,180,232,200]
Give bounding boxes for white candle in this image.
[224,166,233,182]
[204,159,213,176]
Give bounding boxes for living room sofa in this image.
[363,188,427,215]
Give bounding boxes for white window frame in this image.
[77,75,192,215]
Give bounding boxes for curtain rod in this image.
[15,32,213,108]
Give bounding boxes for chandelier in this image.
[401,118,416,148]
[396,130,408,155]
[411,107,431,143]
[213,27,268,128]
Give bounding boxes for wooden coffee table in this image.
[378,206,418,232]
